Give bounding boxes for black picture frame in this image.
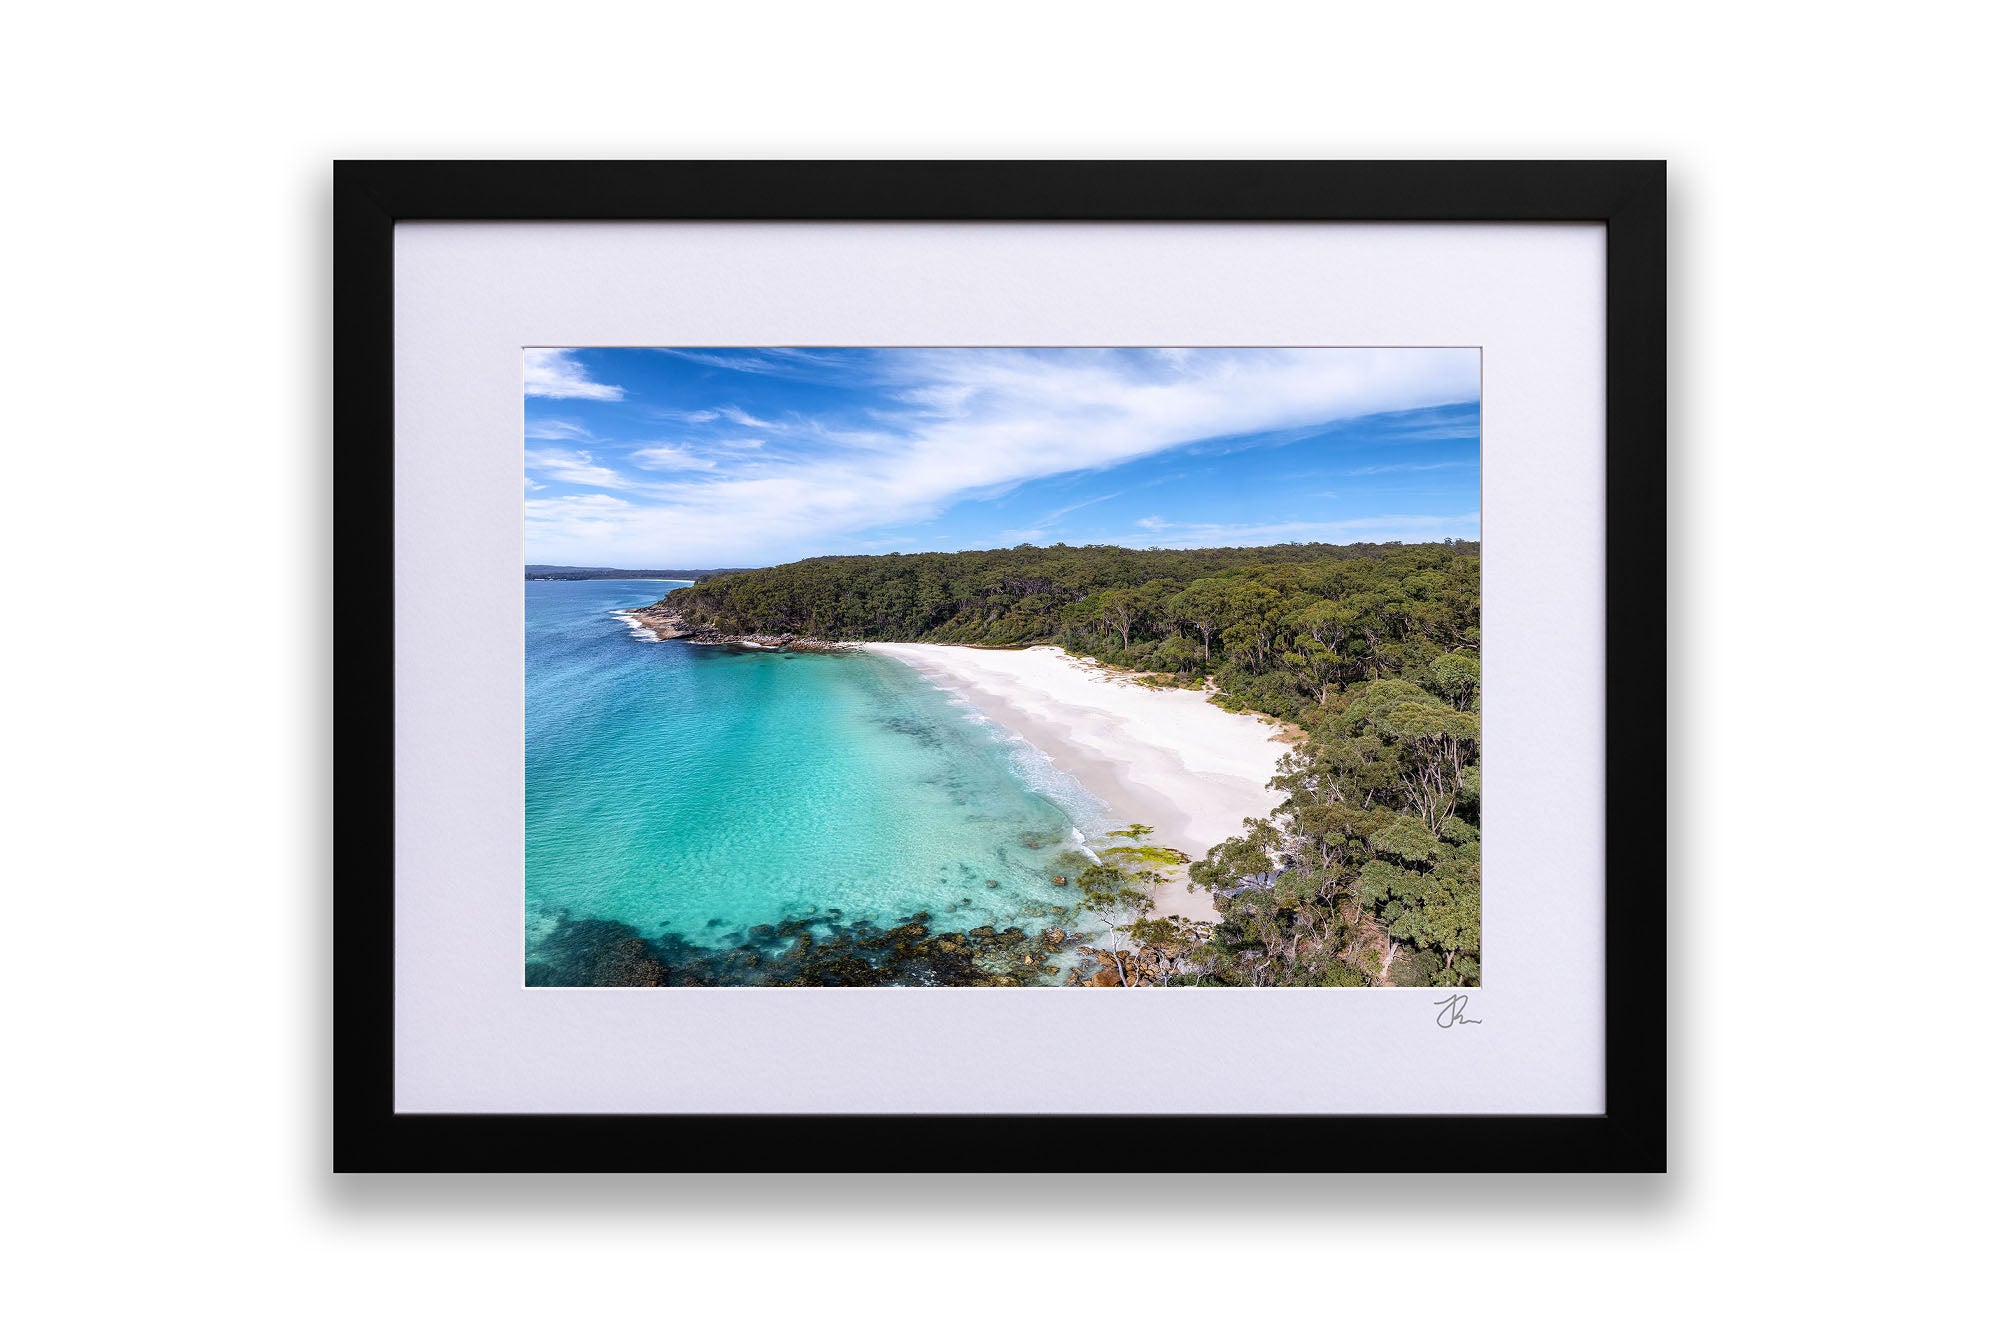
[335,160,1666,1173]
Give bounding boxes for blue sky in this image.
[523,347,1479,568]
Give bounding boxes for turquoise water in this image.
[526,580,1108,978]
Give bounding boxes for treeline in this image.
[654,540,1481,987]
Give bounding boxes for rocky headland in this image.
[619,604,853,652]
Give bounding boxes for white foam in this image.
[609,611,658,642]
[984,712,1114,837]
[1067,826,1105,864]
[893,657,1115,836]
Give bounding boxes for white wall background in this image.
[4,3,1988,1329]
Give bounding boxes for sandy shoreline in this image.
[866,644,1294,923]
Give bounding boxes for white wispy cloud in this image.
[654,350,788,374]
[523,493,643,545]
[1372,405,1480,441]
[628,444,718,472]
[1041,491,1124,523]
[525,417,599,442]
[1000,491,1126,543]
[525,493,631,518]
[654,348,863,381]
[524,448,628,488]
[524,349,624,401]
[1345,459,1476,476]
[527,348,1478,565]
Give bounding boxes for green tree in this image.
[1167,578,1232,661]
[1077,871,1153,987]
[1099,586,1143,651]
[1430,651,1481,709]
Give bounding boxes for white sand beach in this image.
[865,644,1295,921]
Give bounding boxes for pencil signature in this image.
[1433,994,1482,1028]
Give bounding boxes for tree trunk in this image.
[1379,939,1398,980]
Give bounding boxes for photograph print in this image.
[525,347,1481,988]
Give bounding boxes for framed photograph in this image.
[337,161,1665,1171]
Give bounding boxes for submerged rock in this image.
[528,901,1076,989]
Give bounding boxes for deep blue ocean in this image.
[525,579,1109,979]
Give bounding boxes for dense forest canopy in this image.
[655,540,1481,987]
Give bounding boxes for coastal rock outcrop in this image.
[617,603,854,652]
[1072,942,1190,988]
[620,605,698,640]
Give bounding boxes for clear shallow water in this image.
[526,580,1108,976]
